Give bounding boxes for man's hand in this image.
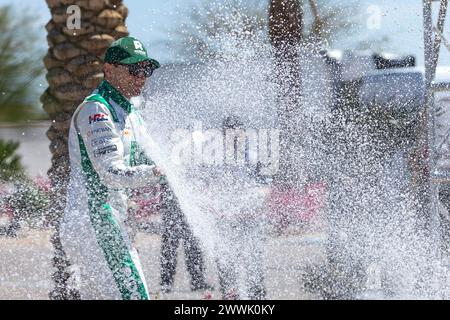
[153,166,165,177]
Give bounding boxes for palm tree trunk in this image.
[268,0,304,188]
[42,0,129,299]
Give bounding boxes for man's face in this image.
[104,62,151,98]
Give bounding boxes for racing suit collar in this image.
[98,80,132,113]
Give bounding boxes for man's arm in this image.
[76,101,160,189]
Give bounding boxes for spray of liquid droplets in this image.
[135,2,450,299]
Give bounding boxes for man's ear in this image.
[103,63,113,78]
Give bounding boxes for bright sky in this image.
[0,0,449,66]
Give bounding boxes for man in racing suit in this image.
[60,37,163,300]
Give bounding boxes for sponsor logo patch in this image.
[89,113,109,124]
[91,136,114,147]
[87,127,112,137]
[93,145,118,158]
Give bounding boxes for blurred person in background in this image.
[159,180,212,294]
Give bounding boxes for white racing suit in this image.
[60,80,159,300]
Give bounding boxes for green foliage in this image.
[0,138,48,228]
[0,138,48,229]
[0,5,46,122]
[6,179,49,222]
[0,139,25,181]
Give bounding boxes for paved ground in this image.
[0,225,326,300]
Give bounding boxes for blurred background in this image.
[1,0,449,300]
[0,0,444,177]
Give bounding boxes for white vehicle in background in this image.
[327,49,450,179]
[303,51,450,299]
[361,66,450,183]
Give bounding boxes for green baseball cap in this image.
[104,36,160,69]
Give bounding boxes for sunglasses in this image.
[116,62,154,78]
